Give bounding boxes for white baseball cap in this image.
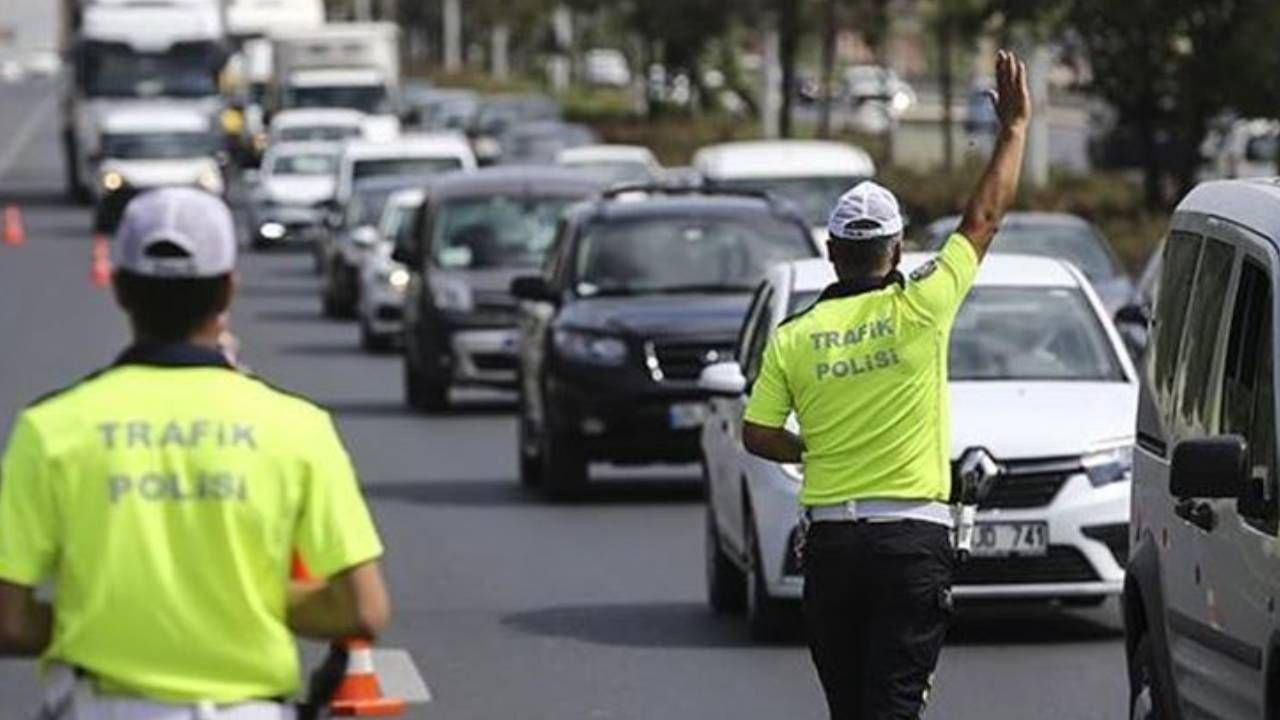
[112,187,236,278]
[826,181,905,242]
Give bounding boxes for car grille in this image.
[955,546,1099,585]
[970,456,1080,510]
[646,340,734,381]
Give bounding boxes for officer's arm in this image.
[0,580,52,656]
[288,561,390,640]
[957,50,1032,259]
[743,421,805,464]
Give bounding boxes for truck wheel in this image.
[745,509,794,642]
[706,505,746,614]
[541,426,587,500]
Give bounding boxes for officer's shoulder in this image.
[239,373,333,421]
[25,365,118,412]
[779,298,824,330]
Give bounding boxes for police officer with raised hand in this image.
[0,187,390,719]
[742,50,1031,718]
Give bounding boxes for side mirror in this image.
[1115,303,1151,328]
[1170,435,1249,499]
[510,275,556,303]
[699,361,747,397]
[351,225,380,247]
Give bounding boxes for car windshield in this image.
[714,176,867,227]
[102,132,219,160]
[934,222,1119,281]
[949,287,1123,382]
[286,85,390,114]
[433,195,578,269]
[270,153,336,176]
[277,125,361,143]
[353,157,463,182]
[574,215,813,296]
[85,42,220,98]
[346,187,399,228]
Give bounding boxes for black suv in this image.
[392,167,609,410]
[510,186,819,498]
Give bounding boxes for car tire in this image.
[517,391,543,487]
[706,504,746,614]
[403,356,448,411]
[541,425,587,500]
[360,321,392,353]
[1128,633,1164,720]
[745,507,794,642]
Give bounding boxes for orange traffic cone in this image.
[90,234,111,288]
[290,553,405,717]
[3,205,25,246]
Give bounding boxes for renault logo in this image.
[956,447,1001,503]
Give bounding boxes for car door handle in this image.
[1175,498,1217,532]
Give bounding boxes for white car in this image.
[95,105,224,201]
[248,142,339,248]
[700,254,1138,638]
[267,108,370,148]
[333,135,476,207]
[357,188,421,351]
[692,140,875,241]
[555,144,662,185]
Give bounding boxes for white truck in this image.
[60,0,228,202]
[269,23,402,140]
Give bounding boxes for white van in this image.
[1126,178,1280,719]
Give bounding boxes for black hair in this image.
[828,219,901,278]
[113,270,231,342]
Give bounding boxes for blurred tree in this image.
[1067,0,1280,207]
[926,0,991,170]
[611,0,735,115]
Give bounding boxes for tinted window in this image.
[431,196,577,269]
[345,188,396,228]
[1174,238,1235,437]
[102,132,219,160]
[352,158,463,181]
[1149,231,1203,418]
[949,287,1124,382]
[85,41,219,98]
[1222,261,1276,532]
[573,215,813,296]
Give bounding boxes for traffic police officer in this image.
[0,187,390,718]
[742,50,1032,718]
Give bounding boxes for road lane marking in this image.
[0,90,57,185]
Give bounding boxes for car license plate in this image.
[971,522,1048,557]
[669,402,707,429]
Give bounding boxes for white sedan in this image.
[700,254,1138,639]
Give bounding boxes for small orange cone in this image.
[90,234,111,288]
[3,205,25,246]
[290,552,405,717]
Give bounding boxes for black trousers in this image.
[802,519,954,720]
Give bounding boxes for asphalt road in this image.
[0,78,1127,719]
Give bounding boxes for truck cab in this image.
[61,0,228,202]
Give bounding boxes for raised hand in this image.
[989,49,1032,132]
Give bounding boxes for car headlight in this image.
[259,221,286,240]
[196,168,223,193]
[387,267,410,290]
[430,278,474,312]
[1083,443,1134,487]
[553,329,628,365]
[100,171,124,191]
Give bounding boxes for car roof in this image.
[926,211,1095,238]
[693,140,875,179]
[1176,178,1280,247]
[342,134,472,160]
[271,108,366,128]
[425,166,610,199]
[556,144,657,165]
[99,106,210,133]
[571,192,805,225]
[783,252,1085,294]
[386,188,425,207]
